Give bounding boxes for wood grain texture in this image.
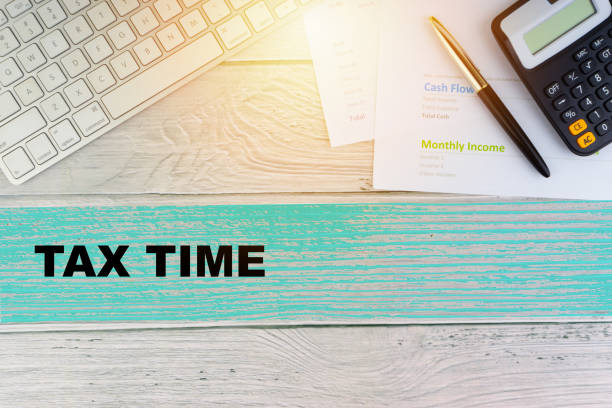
[2,324,611,407]
[2,202,611,327]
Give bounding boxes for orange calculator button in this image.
[577,132,596,149]
[569,119,588,136]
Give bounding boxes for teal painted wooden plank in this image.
[1,203,611,325]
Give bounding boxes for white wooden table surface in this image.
[1,20,611,407]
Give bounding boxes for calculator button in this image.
[588,108,604,124]
[574,47,589,61]
[607,62,612,76]
[571,83,586,98]
[596,121,610,136]
[545,82,562,98]
[563,70,581,86]
[553,95,570,111]
[569,118,588,136]
[598,47,612,63]
[596,84,611,100]
[605,99,612,112]
[589,71,604,87]
[577,132,596,149]
[581,59,596,74]
[561,107,579,123]
[579,95,596,111]
[591,37,606,50]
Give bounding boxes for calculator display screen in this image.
[524,0,596,55]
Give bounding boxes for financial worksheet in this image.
[374,0,612,199]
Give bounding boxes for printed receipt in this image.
[374,0,612,199]
[304,0,379,147]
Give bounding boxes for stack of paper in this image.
[304,0,379,147]
[305,0,612,199]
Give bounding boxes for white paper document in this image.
[374,0,612,199]
[304,0,379,147]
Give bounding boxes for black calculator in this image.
[493,0,612,156]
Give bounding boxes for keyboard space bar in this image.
[102,33,223,119]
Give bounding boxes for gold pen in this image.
[430,17,550,178]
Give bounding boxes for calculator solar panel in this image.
[493,0,612,156]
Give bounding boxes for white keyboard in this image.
[0,0,316,185]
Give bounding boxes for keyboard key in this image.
[131,7,159,35]
[0,58,23,86]
[574,47,589,61]
[87,2,116,30]
[157,23,184,51]
[579,95,595,111]
[545,81,561,98]
[40,29,69,57]
[599,47,612,63]
[38,63,67,91]
[569,118,588,136]
[563,70,580,86]
[108,21,136,49]
[110,51,138,79]
[202,0,230,23]
[86,64,116,93]
[561,107,578,123]
[571,83,586,99]
[133,37,161,65]
[217,14,251,49]
[64,15,93,44]
[110,28,138,55]
[0,91,21,122]
[0,11,7,26]
[102,33,223,118]
[110,0,139,16]
[49,119,80,149]
[591,37,606,50]
[179,9,207,37]
[17,43,46,72]
[589,71,604,87]
[13,13,43,42]
[274,0,297,18]
[84,35,113,63]
[0,27,20,56]
[155,0,182,21]
[40,92,70,121]
[0,108,46,154]
[37,0,67,28]
[61,48,90,77]
[596,121,610,136]
[580,59,595,75]
[64,79,93,107]
[553,95,569,111]
[597,84,611,100]
[588,108,604,124]
[26,133,57,164]
[577,132,596,149]
[2,147,34,178]
[73,102,109,136]
[6,0,32,18]
[62,0,90,14]
[14,77,44,105]
[246,2,274,32]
